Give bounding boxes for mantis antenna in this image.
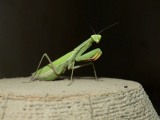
[98,22,119,34]
[89,25,96,34]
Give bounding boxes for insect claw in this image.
[30,76,36,81]
[68,81,73,86]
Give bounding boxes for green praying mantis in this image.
[31,22,118,85]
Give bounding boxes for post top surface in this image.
[0,77,141,97]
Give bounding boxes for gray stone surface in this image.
[0,77,159,120]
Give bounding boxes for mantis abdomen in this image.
[32,52,74,81]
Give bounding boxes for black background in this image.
[0,0,160,114]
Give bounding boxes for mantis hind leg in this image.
[31,53,59,81]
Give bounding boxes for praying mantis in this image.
[31,22,118,85]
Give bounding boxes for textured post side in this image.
[0,77,159,120]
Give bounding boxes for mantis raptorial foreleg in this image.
[68,48,102,85]
[75,48,102,62]
[31,53,59,81]
[75,48,101,79]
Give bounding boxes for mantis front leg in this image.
[75,48,102,79]
[68,48,102,85]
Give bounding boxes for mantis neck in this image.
[73,38,93,57]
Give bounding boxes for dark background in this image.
[0,0,160,114]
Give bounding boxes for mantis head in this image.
[91,35,102,43]
[90,22,119,43]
